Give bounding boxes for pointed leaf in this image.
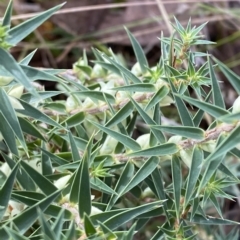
[172,155,182,220]
[208,56,225,108]
[113,83,155,92]
[0,163,19,220]
[175,94,229,118]
[125,27,148,72]
[84,214,97,237]
[0,89,26,152]
[184,147,203,207]
[0,48,36,95]
[7,3,65,45]
[128,143,178,157]
[68,130,80,162]
[90,121,141,151]
[21,161,58,196]
[2,0,13,27]
[121,157,159,195]
[151,125,205,140]
[104,201,163,230]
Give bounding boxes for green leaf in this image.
[0,49,36,95]
[189,213,240,225]
[2,0,13,27]
[0,112,18,155]
[151,125,205,140]
[64,112,85,127]
[11,192,72,220]
[91,177,116,195]
[184,147,203,208]
[52,209,64,239]
[175,94,229,118]
[68,130,81,162]
[21,91,61,104]
[208,56,225,108]
[145,86,169,111]
[205,125,240,163]
[20,49,38,65]
[16,99,63,128]
[104,201,163,230]
[0,89,27,152]
[113,83,155,92]
[128,143,178,157]
[213,57,240,94]
[21,161,58,196]
[130,97,165,143]
[72,90,115,104]
[98,221,117,239]
[4,227,29,240]
[125,27,148,73]
[102,55,141,84]
[151,168,169,218]
[78,153,91,218]
[0,190,61,238]
[38,210,56,240]
[1,153,36,191]
[7,3,65,45]
[21,65,63,82]
[106,161,134,210]
[41,142,52,176]
[90,121,141,151]
[169,82,194,126]
[41,148,69,166]
[0,162,19,220]
[121,157,159,195]
[84,214,97,237]
[18,117,45,141]
[171,155,182,221]
[106,101,133,128]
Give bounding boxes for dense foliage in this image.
[0,1,240,239]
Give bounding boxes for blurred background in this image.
[1,1,240,238]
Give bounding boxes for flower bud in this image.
[232,96,240,114]
[8,85,24,99]
[0,76,14,86]
[179,148,193,168]
[8,96,24,110]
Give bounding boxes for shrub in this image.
[0,1,240,239]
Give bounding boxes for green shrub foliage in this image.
[0,1,240,239]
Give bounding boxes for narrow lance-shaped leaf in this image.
[208,56,225,108]
[172,155,182,221]
[120,157,159,195]
[0,112,18,155]
[38,209,56,240]
[128,143,178,157]
[68,130,80,162]
[16,99,63,128]
[213,57,240,95]
[106,161,134,210]
[125,27,149,73]
[175,93,229,118]
[104,201,164,230]
[151,125,205,140]
[7,3,65,45]
[89,120,141,151]
[0,89,27,153]
[84,214,97,237]
[0,49,37,95]
[112,83,155,92]
[0,163,19,221]
[0,190,62,238]
[130,97,165,143]
[2,0,13,27]
[106,101,133,128]
[184,147,203,208]
[169,81,194,126]
[78,152,91,218]
[19,49,38,65]
[41,141,52,176]
[145,85,169,111]
[21,161,58,196]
